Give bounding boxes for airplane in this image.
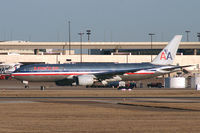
[0,63,22,74]
[0,63,22,79]
[11,35,190,88]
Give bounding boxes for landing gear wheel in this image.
[25,85,29,88]
[40,86,45,91]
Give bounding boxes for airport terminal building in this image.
[0,41,199,71]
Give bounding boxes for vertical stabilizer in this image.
[152,35,182,65]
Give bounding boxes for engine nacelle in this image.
[76,75,94,86]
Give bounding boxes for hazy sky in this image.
[0,0,199,42]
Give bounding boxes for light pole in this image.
[86,30,91,55]
[78,32,84,63]
[197,33,200,42]
[185,30,190,42]
[68,21,71,55]
[86,30,91,42]
[149,33,155,62]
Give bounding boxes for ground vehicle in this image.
[107,81,120,88]
[0,74,12,80]
[117,81,137,90]
[147,82,162,88]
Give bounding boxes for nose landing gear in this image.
[22,81,29,89]
[40,86,45,90]
[25,85,29,88]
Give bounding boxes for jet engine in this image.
[75,75,94,86]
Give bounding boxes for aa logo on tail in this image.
[160,49,173,60]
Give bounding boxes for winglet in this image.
[152,35,182,65]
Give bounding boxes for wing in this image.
[94,68,148,80]
[161,65,193,71]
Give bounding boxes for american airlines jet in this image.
[12,35,190,88]
[0,63,22,74]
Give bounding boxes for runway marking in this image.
[118,103,200,112]
[0,101,37,103]
[132,100,200,103]
[1,97,200,112]
[1,96,200,99]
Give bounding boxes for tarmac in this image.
[1,79,200,132]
